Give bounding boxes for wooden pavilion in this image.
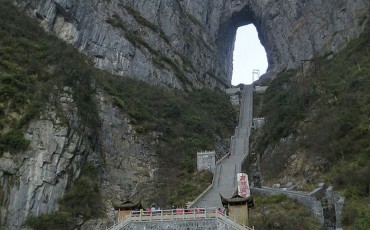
[113,200,143,221]
[220,192,254,227]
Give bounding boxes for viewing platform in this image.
[107,208,254,230]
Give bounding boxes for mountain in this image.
[15,0,368,88]
[0,0,369,229]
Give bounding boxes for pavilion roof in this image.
[220,192,254,208]
[113,200,143,210]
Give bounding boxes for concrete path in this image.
[190,85,253,208]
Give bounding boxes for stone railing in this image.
[251,186,325,225]
[107,208,254,230]
[187,149,230,208]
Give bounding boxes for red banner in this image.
[237,173,250,198]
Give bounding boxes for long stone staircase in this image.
[189,85,253,208]
[106,85,255,230]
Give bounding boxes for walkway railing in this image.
[187,150,231,208]
[106,208,254,230]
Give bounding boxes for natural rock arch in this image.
[217,0,368,82]
[216,4,271,82]
[216,1,288,82]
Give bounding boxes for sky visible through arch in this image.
[232,25,268,86]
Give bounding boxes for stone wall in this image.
[120,218,238,230]
[197,151,216,174]
[252,118,265,129]
[251,187,325,225]
[254,86,268,94]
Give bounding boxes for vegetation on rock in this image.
[253,13,370,229]
[106,14,190,87]
[0,1,101,228]
[25,212,73,230]
[99,73,237,206]
[25,164,104,229]
[0,0,99,148]
[250,194,320,229]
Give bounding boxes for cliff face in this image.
[0,86,157,229]
[15,0,369,88]
[0,87,90,228]
[94,88,157,209]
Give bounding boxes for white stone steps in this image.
[190,85,253,209]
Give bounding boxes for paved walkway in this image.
[190,85,253,208]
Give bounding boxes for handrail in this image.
[218,164,223,186]
[188,145,230,208]
[107,208,254,230]
[166,85,255,229]
[230,135,235,155]
[216,212,254,230]
[187,181,214,208]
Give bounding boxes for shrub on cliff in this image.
[24,164,104,230]
[99,73,237,206]
[0,129,29,154]
[58,164,105,220]
[25,212,73,230]
[254,11,370,229]
[250,195,320,229]
[0,0,99,143]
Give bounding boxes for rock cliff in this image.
[15,0,369,88]
[0,85,158,229]
[94,88,157,210]
[0,87,91,228]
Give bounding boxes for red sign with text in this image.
[237,173,250,198]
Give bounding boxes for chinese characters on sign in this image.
[237,173,250,198]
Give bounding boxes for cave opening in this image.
[232,24,268,86]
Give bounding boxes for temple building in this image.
[113,200,143,221]
[220,192,254,227]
